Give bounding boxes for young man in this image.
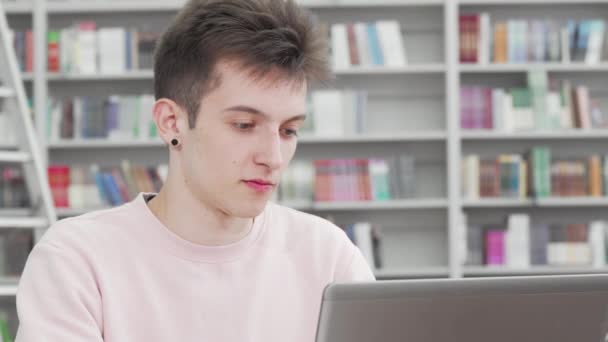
[15,0,374,341]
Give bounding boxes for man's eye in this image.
[281,128,299,137]
[234,122,254,130]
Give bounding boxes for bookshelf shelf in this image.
[57,199,449,217]
[463,197,608,208]
[46,70,155,81]
[459,63,608,73]
[313,199,448,211]
[0,217,48,228]
[464,266,608,277]
[48,139,164,149]
[459,0,608,5]
[47,133,447,149]
[299,131,447,143]
[44,0,445,14]
[462,130,608,141]
[535,197,608,207]
[3,2,31,14]
[334,64,446,75]
[374,267,450,279]
[41,65,445,81]
[0,278,19,296]
[462,198,534,208]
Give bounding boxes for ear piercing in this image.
[171,138,179,146]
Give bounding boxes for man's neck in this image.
[146,178,253,246]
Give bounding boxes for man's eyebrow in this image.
[223,105,307,122]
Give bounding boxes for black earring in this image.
[171,138,179,146]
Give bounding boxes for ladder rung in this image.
[0,151,31,163]
[0,87,14,98]
[0,217,48,228]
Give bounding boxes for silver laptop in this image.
[315,274,608,342]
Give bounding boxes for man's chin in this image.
[232,199,268,218]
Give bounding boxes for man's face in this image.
[180,62,306,218]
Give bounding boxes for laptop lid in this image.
[315,274,608,342]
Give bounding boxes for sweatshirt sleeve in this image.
[15,241,104,341]
[333,244,376,283]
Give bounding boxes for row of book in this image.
[462,149,608,199]
[464,213,608,268]
[330,20,407,69]
[460,14,607,64]
[46,95,157,142]
[48,161,168,209]
[461,71,608,131]
[0,166,28,209]
[279,156,416,202]
[343,222,383,270]
[10,29,33,73]
[0,229,32,279]
[48,22,159,74]
[307,90,368,137]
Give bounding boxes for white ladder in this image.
[0,3,56,258]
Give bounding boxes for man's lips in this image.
[243,179,276,192]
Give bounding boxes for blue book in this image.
[102,173,124,206]
[366,23,384,66]
[93,169,108,205]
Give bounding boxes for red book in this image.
[25,30,33,72]
[47,166,70,208]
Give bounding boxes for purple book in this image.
[485,229,505,265]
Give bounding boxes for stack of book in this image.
[279,156,416,203]
[461,70,608,131]
[343,222,383,270]
[48,161,168,209]
[460,13,607,64]
[330,20,407,69]
[46,95,157,142]
[0,166,29,209]
[462,148,608,199]
[306,90,368,137]
[47,22,160,74]
[464,213,608,268]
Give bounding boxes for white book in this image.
[49,99,63,142]
[157,164,169,183]
[312,90,344,137]
[589,221,606,268]
[561,28,571,63]
[492,88,504,131]
[138,95,155,140]
[375,20,407,67]
[353,222,375,270]
[98,27,127,74]
[341,91,356,135]
[60,28,75,73]
[506,213,530,269]
[502,93,514,132]
[478,12,491,65]
[68,166,86,209]
[330,24,350,70]
[545,92,562,129]
[463,155,479,199]
[513,107,535,131]
[75,24,98,74]
[73,97,83,139]
[354,22,371,66]
[585,21,605,64]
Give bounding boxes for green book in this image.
[0,318,13,342]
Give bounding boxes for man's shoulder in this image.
[265,202,352,247]
[39,202,139,253]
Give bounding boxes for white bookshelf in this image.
[462,130,608,140]
[464,266,608,277]
[334,64,446,75]
[0,0,605,288]
[459,63,608,73]
[46,70,155,81]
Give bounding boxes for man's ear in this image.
[153,98,188,145]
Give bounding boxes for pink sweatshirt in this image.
[15,193,374,341]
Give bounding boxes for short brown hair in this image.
[154,0,331,128]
